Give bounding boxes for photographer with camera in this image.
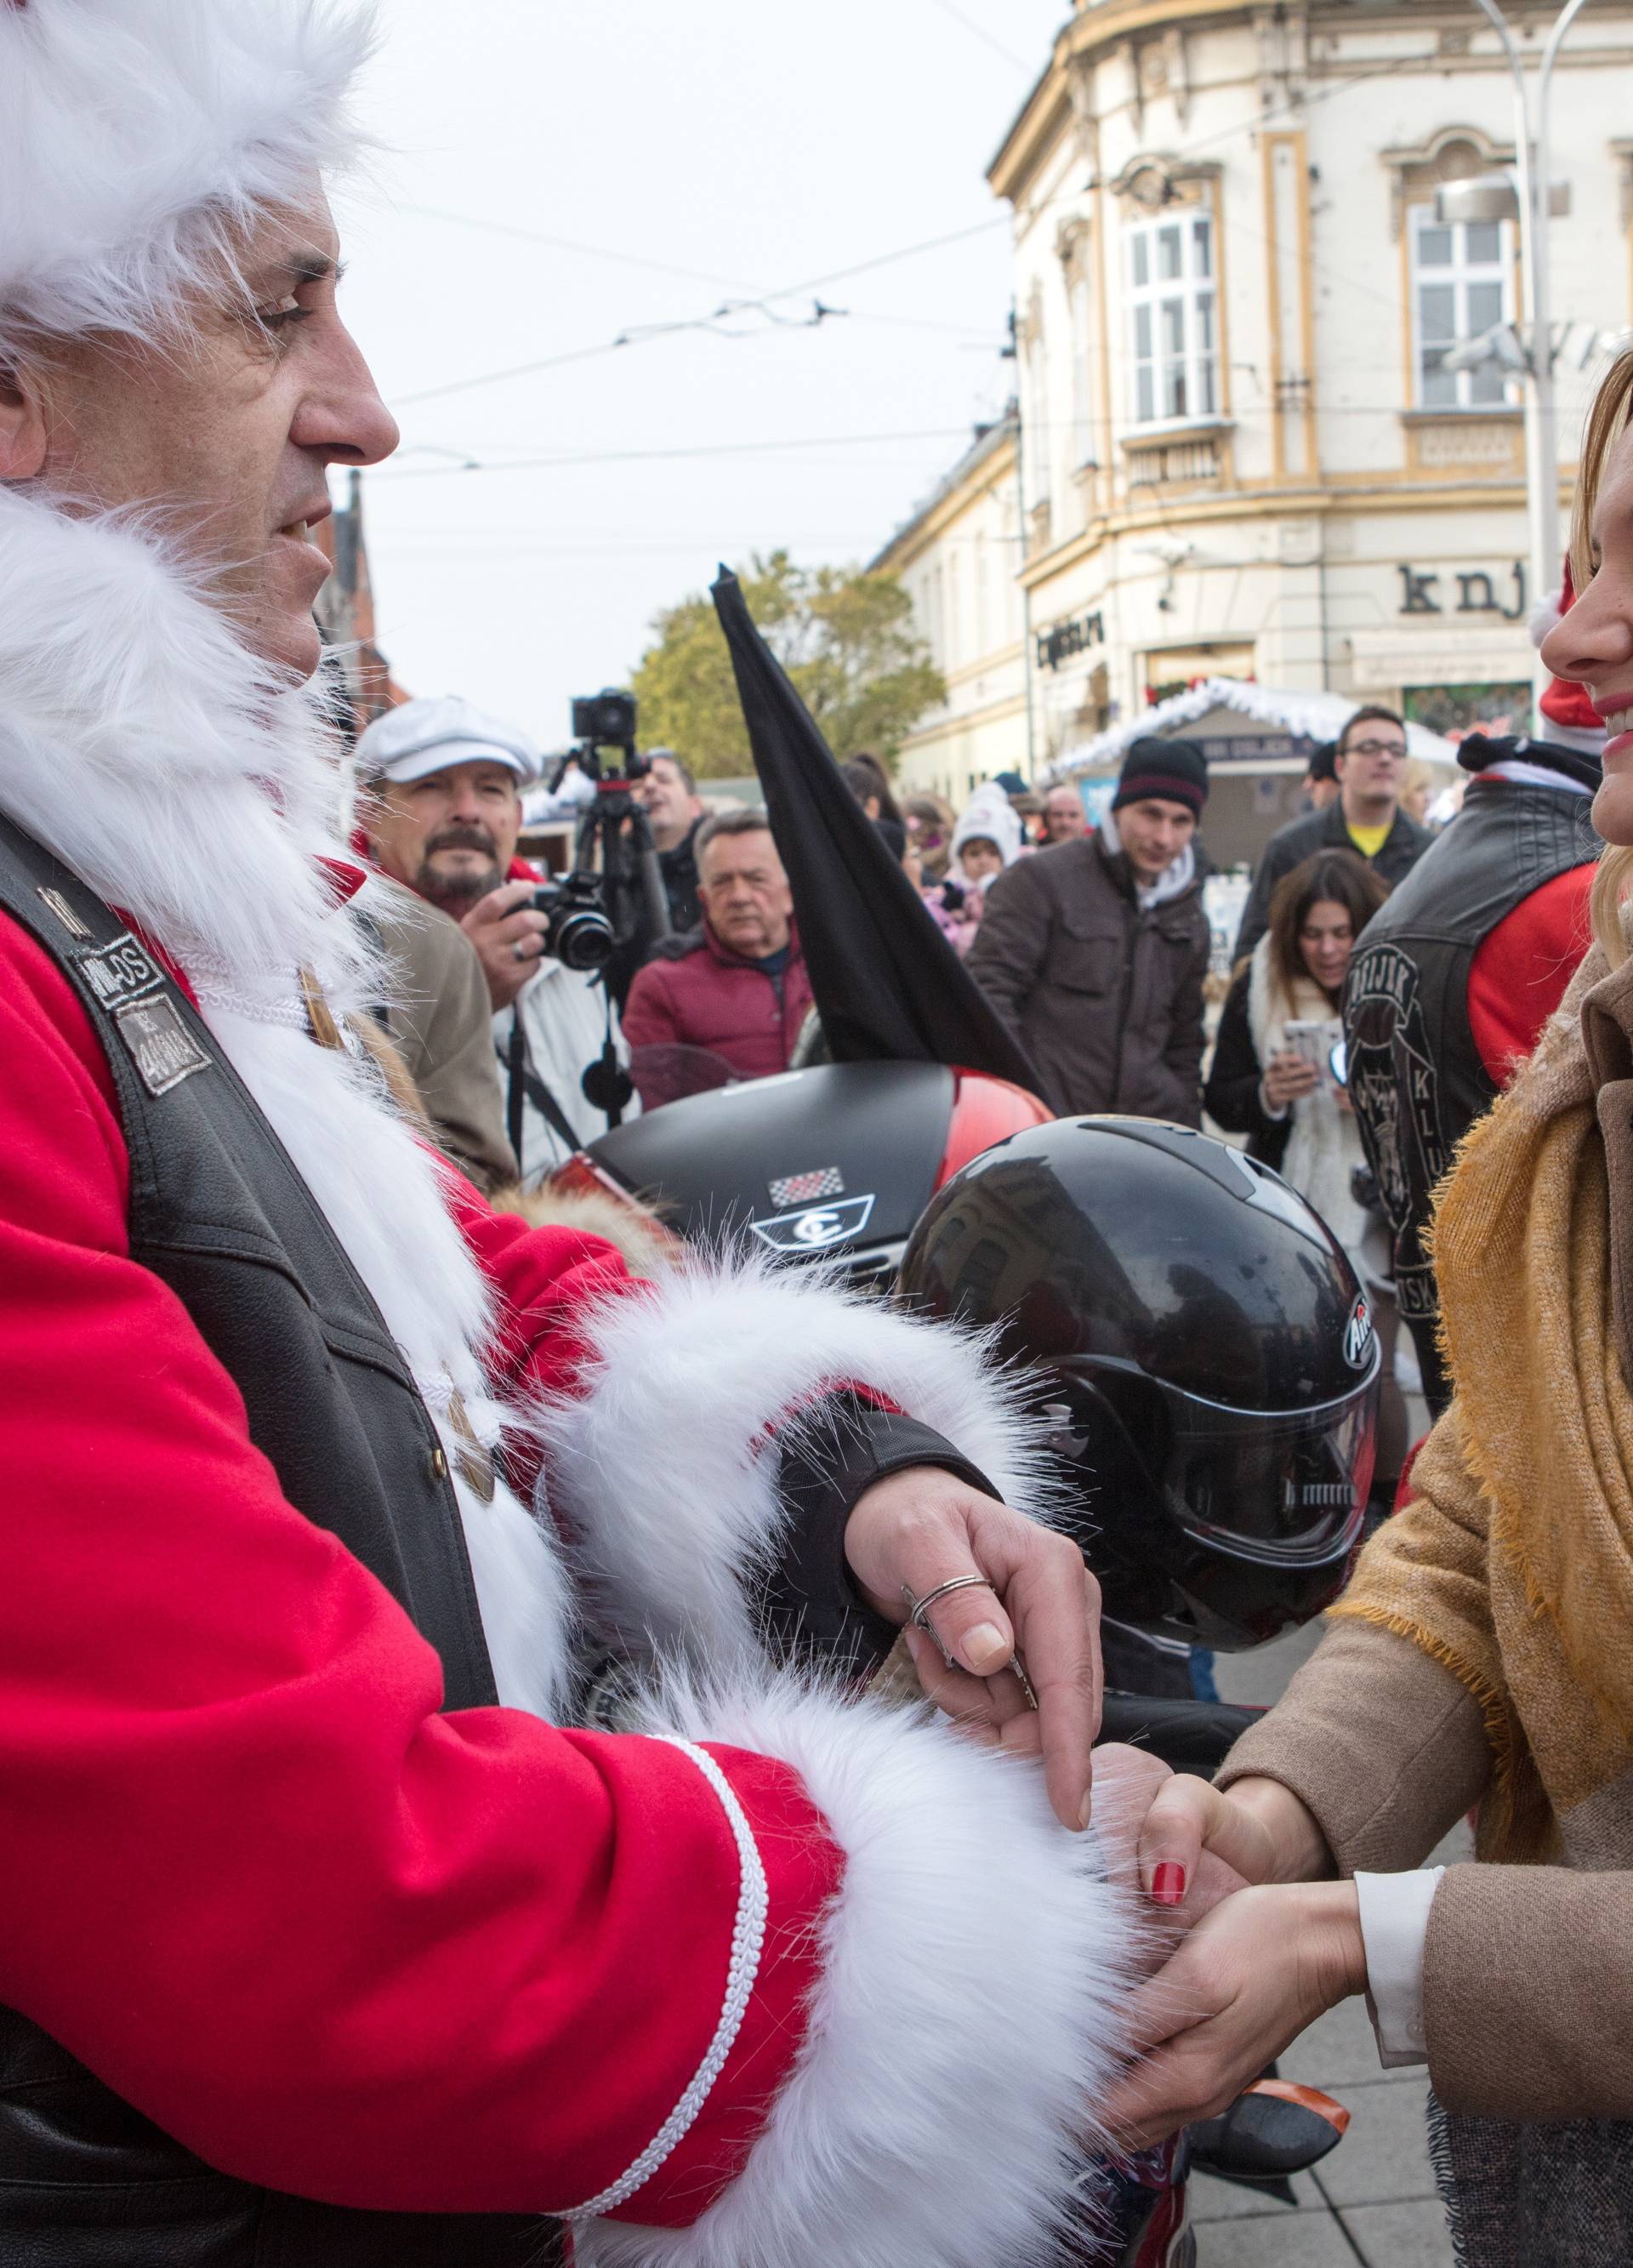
[358,696,638,1184]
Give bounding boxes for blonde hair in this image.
[1575,352,1633,965]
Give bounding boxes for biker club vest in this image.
[0,811,565,2268]
[1343,776,1599,1401]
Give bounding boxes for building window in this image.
[1127,209,1217,425]
[1411,205,1513,409]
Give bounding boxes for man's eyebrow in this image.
[251,248,345,292]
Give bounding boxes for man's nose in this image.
[293,325,401,470]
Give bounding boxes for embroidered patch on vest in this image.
[112,996,212,1097]
[78,931,165,1011]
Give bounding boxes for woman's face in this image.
[1297,899,1356,994]
[1541,425,1633,846]
[959,840,1004,883]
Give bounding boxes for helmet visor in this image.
[1158,1377,1376,1564]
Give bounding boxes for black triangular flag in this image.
[711,567,1042,1092]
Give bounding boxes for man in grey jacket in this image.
[968,738,1211,1122]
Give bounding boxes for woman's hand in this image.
[1135,1769,1334,1903]
[1100,1880,1368,2150]
[1090,1745,1250,1936]
[844,1467,1101,1832]
[1262,1049,1318,1112]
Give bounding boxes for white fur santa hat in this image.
[1529,556,1607,757]
[0,0,374,365]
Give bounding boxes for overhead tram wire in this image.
[393,214,1012,408]
[924,0,1036,74]
[373,425,980,482]
[390,54,1417,419]
[393,206,767,294]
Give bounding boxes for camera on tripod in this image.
[528,869,615,972]
[545,688,673,963]
[569,689,647,781]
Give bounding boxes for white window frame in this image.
[1125,206,1219,427]
[1409,203,1516,411]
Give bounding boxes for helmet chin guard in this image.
[898,1116,1380,1650]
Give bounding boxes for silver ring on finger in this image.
[512,938,530,963]
[900,1576,1038,1709]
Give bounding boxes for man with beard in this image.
[359,696,640,1184]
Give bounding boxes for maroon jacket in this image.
[622,920,813,1081]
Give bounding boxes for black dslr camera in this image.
[529,869,615,972]
[569,689,648,780]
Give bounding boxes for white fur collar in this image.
[0,491,572,1717]
[0,485,372,1006]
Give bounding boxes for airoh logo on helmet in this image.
[750,1194,876,1254]
[1344,1296,1375,1370]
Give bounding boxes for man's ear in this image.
[0,362,50,482]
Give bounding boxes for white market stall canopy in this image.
[1048,678,1459,784]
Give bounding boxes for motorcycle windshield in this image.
[1157,1377,1377,1564]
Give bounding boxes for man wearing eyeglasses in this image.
[1232,704,1432,960]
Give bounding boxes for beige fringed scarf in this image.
[1330,939,1633,1861]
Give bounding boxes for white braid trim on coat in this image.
[577,1675,1140,2268]
[556,1738,767,2221]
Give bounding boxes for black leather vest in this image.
[1343,778,1598,1408]
[0,813,562,2267]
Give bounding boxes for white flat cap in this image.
[356,694,541,786]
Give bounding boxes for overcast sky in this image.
[334,1,1067,750]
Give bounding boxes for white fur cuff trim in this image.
[557,1738,768,2219]
[535,1257,1059,1673]
[578,1681,1139,2268]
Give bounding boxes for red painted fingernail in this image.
[1151,1862,1186,1906]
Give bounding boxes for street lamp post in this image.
[1462,0,1594,685]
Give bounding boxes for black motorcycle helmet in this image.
[897,1117,1380,1650]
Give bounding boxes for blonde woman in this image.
[1102,350,1633,2263]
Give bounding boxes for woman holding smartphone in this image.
[1204,847,1388,1251]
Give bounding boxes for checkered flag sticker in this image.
[768,1165,845,1208]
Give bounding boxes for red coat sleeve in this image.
[0,916,837,2220]
[620,960,679,1053]
[1465,862,1594,1086]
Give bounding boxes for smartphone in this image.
[1282,1017,1345,1090]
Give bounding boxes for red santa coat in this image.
[0,482,1135,2268]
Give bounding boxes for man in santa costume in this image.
[0,3,1142,2263]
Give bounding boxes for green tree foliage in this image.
[630,550,945,780]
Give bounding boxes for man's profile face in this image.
[1113,797,1196,882]
[1043,788,1086,841]
[2,185,399,685]
[368,760,523,916]
[697,828,793,958]
[640,756,703,837]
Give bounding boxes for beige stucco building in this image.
[879,0,1633,808]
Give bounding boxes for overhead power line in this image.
[373,424,976,481]
[925,0,1035,74]
[395,205,767,292]
[394,214,1010,408]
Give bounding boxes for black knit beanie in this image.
[1112,735,1209,817]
